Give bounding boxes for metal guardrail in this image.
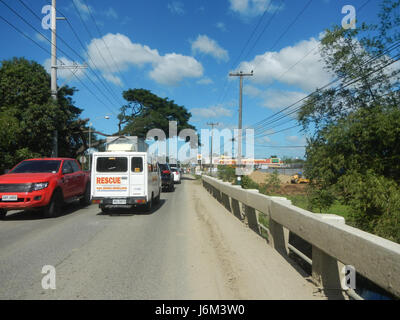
[201,175,400,299]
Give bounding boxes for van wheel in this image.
[80,183,91,207]
[155,189,161,204]
[146,195,153,212]
[44,191,62,218]
[0,209,6,220]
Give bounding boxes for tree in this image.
[0,57,90,171]
[117,88,196,138]
[297,1,400,242]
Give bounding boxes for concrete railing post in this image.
[312,215,346,299]
[268,197,291,255]
[231,198,243,220]
[221,192,232,212]
[244,204,259,234]
[268,218,289,255]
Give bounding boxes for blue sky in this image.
[0,0,381,159]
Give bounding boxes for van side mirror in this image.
[4,169,10,174]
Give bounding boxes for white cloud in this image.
[87,33,160,72]
[239,37,333,91]
[103,73,122,86]
[191,105,232,118]
[197,77,214,85]
[72,0,91,19]
[285,135,306,144]
[168,1,185,15]
[229,0,281,17]
[43,57,86,80]
[191,35,229,62]
[257,136,272,143]
[35,33,48,43]
[86,33,203,86]
[149,53,203,86]
[245,85,307,111]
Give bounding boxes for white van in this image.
[91,152,161,213]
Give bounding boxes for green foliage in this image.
[118,88,196,141]
[217,165,236,182]
[241,175,259,190]
[0,57,90,171]
[336,170,400,242]
[297,2,400,243]
[264,170,281,194]
[306,184,335,213]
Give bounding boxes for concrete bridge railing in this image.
[201,175,400,299]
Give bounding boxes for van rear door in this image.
[130,155,145,197]
[93,155,129,198]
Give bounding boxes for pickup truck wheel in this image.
[100,205,109,214]
[80,183,91,207]
[43,191,62,218]
[0,209,6,220]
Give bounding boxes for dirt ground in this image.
[249,170,292,184]
[249,170,308,196]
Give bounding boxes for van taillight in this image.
[162,170,171,174]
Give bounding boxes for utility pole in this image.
[207,122,219,173]
[50,0,85,157]
[50,0,57,157]
[229,70,253,183]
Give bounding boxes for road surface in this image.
[0,176,323,299]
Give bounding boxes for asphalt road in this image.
[0,175,322,300]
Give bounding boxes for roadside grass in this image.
[286,195,353,221]
[257,211,269,241]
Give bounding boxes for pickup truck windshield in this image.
[11,160,62,173]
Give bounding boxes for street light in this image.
[89,115,110,171]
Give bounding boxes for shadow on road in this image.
[1,201,85,221]
[96,199,167,217]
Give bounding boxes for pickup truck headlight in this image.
[31,182,49,191]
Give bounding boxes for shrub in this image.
[264,170,281,194]
[241,175,260,189]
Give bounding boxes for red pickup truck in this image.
[0,158,91,219]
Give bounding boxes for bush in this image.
[264,170,281,194]
[241,175,260,189]
[306,184,335,213]
[337,170,400,242]
[217,165,236,182]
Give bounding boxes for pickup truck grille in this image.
[0,184,32,193]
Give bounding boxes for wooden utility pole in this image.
[229,71,253,182]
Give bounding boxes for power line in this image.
[214,0,282,111]
[253,61,400,140]
[70,0,126,100]
[0,12,119,117]
[248,0,374,131]
[251,38,400,134]
[49,0,125,106]
[253,144,306,148]
[3,0,123,112]
[219,0,314,137]
[82,0,129,88]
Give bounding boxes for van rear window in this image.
[131,157,143,173]
[96,157,127,172]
